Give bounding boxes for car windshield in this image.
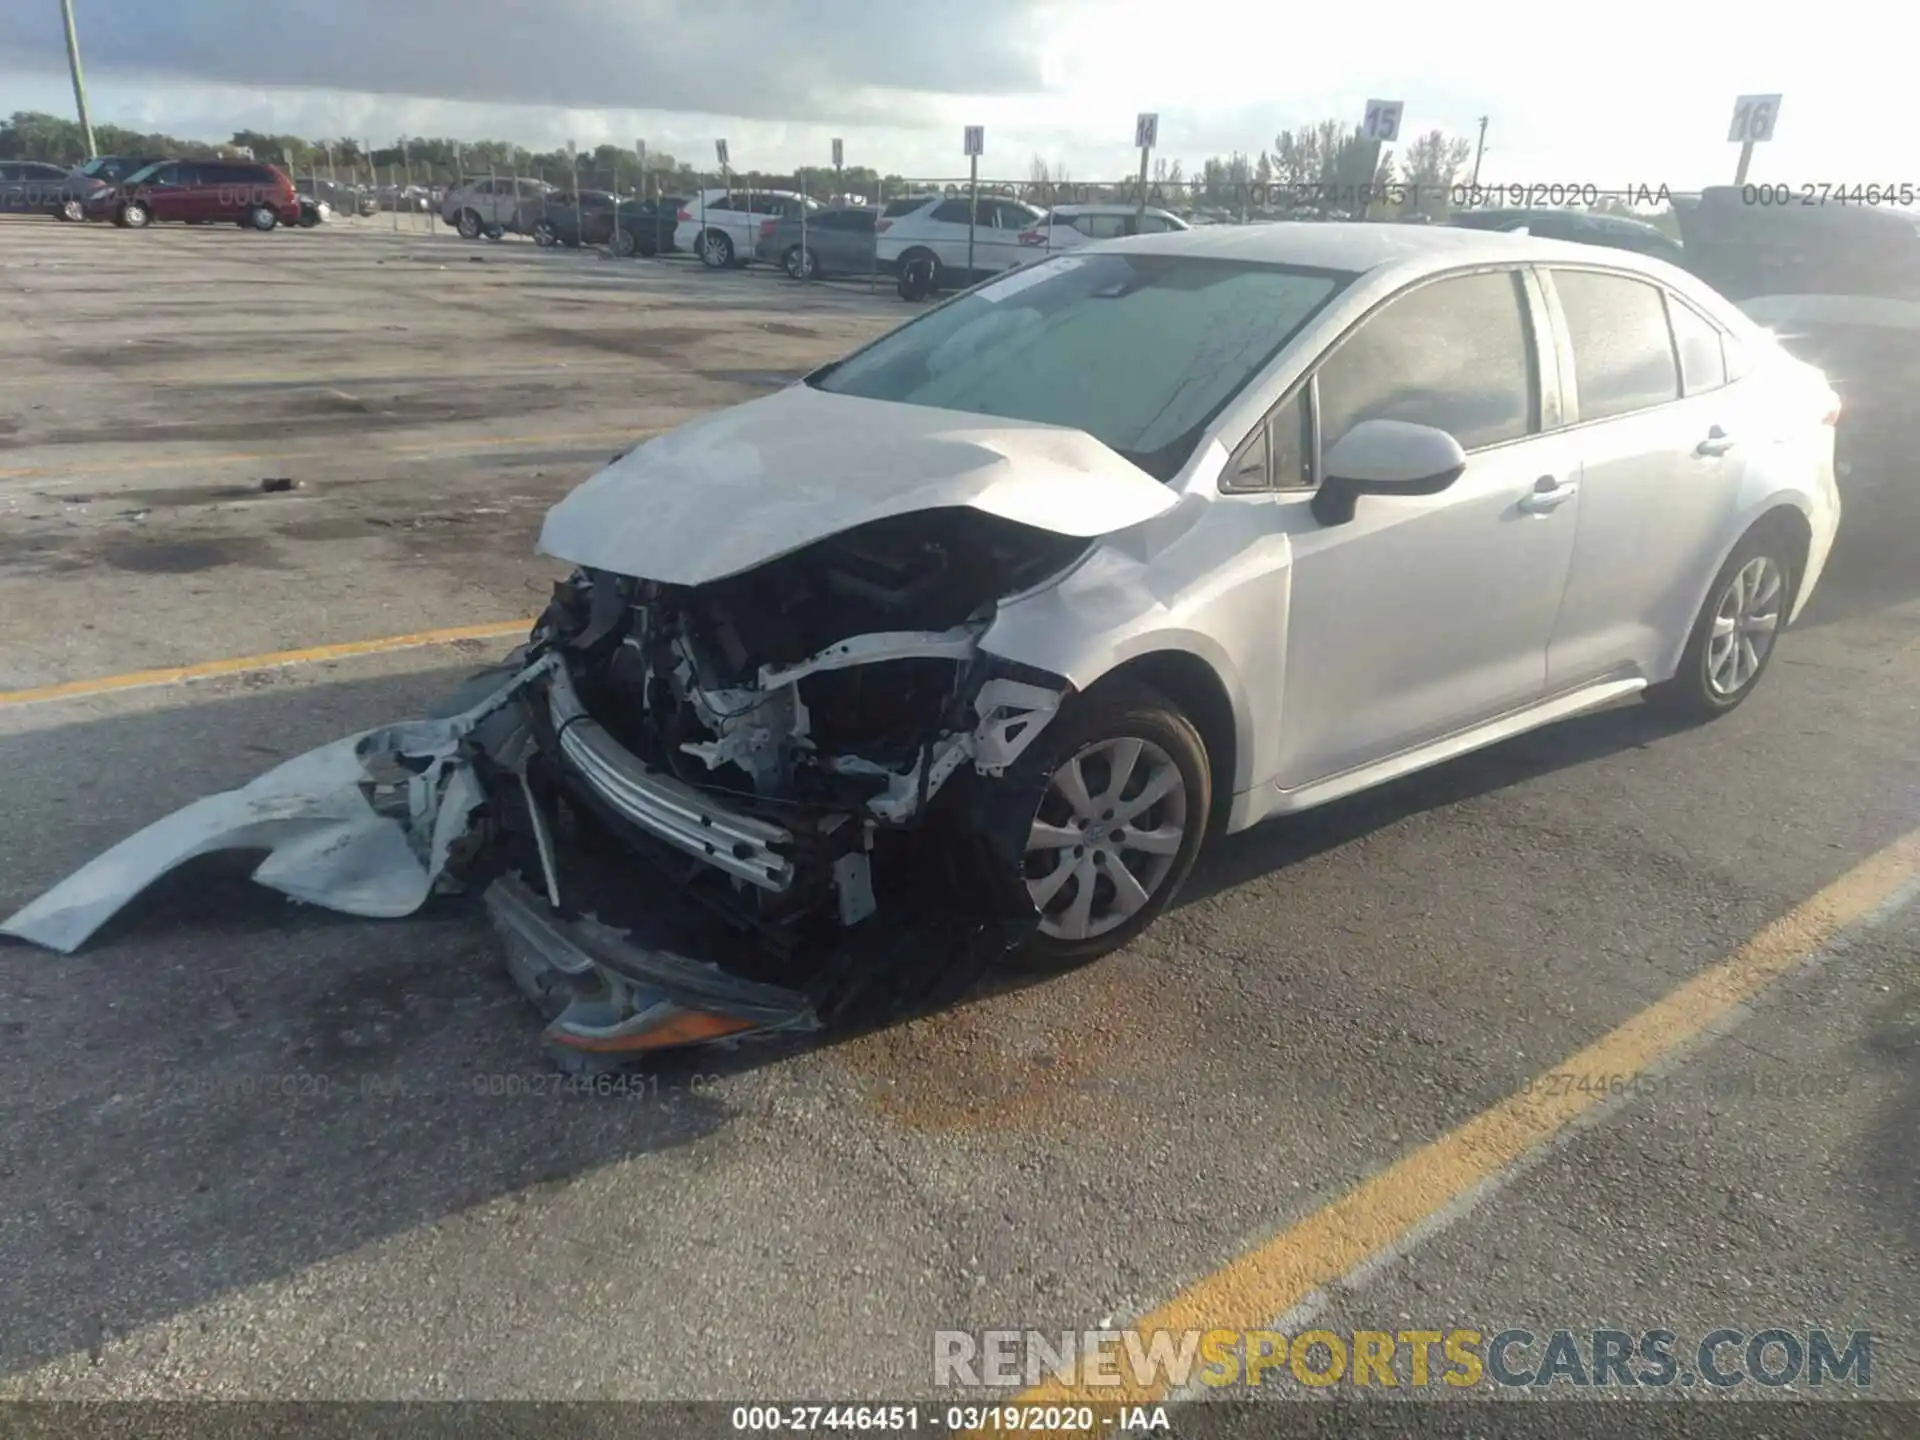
[810,253,1352,479]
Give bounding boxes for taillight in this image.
[677,207,691,221]
[1821,391,1842,426]
[759,219,777,238]
[1018,229,1043,245]
[874,218,891,232]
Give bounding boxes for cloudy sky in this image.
[0,0,1895,189]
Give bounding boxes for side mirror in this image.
[1311,419,1467,526]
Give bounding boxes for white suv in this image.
[673,189,819,268]
[1017,203,1189,258]
[874,194,1047,289]
[442,176,557,240]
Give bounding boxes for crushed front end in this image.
[475,507,1081,1063]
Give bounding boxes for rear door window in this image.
[1077,213,1128,239]
[930,199,974,225]
[883,197,930,218]
[1666,294,1729,395]
[1552,269,1682,421]
[1316,269,1538,452]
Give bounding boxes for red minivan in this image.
[93,159,301,231]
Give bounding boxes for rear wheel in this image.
[532,219,558,247]
[997,680,1212,974]
[610,227,638,258]
[783,244,819,280]
[1647,525,1796,722]
[249,204,279,232]
[699,229,734,268]
[897,248,940,300]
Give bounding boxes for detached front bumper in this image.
[484,871,818,1060]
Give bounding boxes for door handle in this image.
[1696,426,1737,457]
[1518,475,1578,514]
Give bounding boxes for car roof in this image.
[1116,220,1626,274]
[1049,203,1181,217]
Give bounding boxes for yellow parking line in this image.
[0,620,538,709]
[1012,825,1920,1407]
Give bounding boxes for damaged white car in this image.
[5,226,1842,1062]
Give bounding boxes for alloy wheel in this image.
[1023,737,1189,942]
[1707,554,1784,697]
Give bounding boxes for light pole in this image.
[1469,116,1488,188]
[59,0,98,158]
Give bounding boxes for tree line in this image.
[2,109,1647,219]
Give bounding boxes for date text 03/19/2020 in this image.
[727,1404,1171,1434]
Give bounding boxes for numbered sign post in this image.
[963,125,984,280]
[715,138,731,200]
[1358,99,1404,221]
[1728,94,1781,184]
[1135,112,1159,217]
[635,139,647,203]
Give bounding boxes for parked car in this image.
[3,225,1843,1066]
[873,193,1047,289]
[441,176,557,239]
[1449,206,1686,264]
[1016,204,1189,256]
[753,205,878,278]
[673,188,820,268]
[0,161,76,216]
[86,159,301,230]
[45,155,169,220]
[1677,185,1920,528]
[527,189,682,256]
[296,177,378,219]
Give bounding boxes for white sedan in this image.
[6,225,1842,1063]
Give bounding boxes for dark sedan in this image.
[1448,205,1685,264]
[527,191,687,256]
[47,155,171,220]
[752,205,877,278]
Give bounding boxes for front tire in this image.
[997,680,1212,974]
[60,199,85,222]
[116,200,151,229]
[456,208,482,239]
[610,227,638,258]
[783,244,819,280]
[532,219,558,247]
[1647,525,1795,722]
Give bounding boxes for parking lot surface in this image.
[1,216,1917,1413]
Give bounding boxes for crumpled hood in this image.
[536,385,1179,585]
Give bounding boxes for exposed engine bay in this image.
[486,506,1084,1058]
[2,505,1086,1066]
